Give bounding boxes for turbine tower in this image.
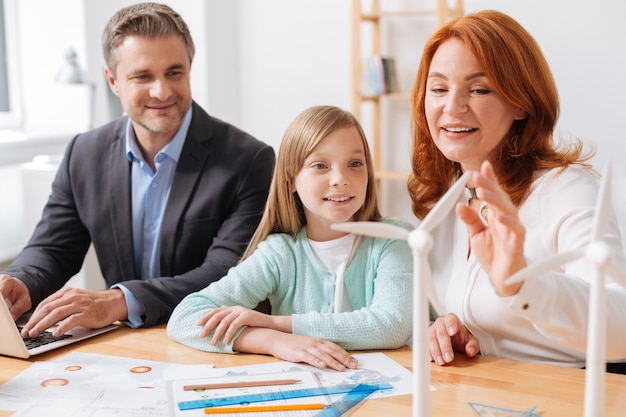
[332,170,471,417]
[505,162,626,417]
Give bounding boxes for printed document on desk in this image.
[0,351,217,416]
[0,351,420,416]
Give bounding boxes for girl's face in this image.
[424,38,526,172]
[293,126,369,242]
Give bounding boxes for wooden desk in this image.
[1,325,625,416]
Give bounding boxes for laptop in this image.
[0,296,118,359]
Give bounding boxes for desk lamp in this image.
[505,162,626,417]
[54,47,95,129]
[331,170,471,417]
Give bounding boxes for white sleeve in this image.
[508,167,626,359]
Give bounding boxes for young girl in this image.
[167,105,413,371]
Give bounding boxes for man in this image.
[0,2,274,337]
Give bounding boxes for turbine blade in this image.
[330,221,410,241]
[419,170,471,233]
[504,249,585,285]
[592,162,612,241]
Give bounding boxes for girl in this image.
[167,105,413,371]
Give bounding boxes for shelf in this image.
[362,9,438,21]
[357,92,411,101]
[375,170,410,181]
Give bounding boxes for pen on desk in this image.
[183,378,301,391]
[203,403,326,414]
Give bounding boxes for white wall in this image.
[237,0,353,149]
[2,0,626,256]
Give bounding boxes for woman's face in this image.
[424,38,526,172]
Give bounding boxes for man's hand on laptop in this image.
[19,287,128,338]
[0,274,32,321]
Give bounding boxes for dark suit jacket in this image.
[5,102,275,326]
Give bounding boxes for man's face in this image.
[104,34,192,144]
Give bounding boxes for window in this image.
[0,0,21,130]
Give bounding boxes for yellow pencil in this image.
[203,403,326,414]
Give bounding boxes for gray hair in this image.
[102,2,195,73]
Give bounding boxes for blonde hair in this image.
[408,10,592,219]
[242,105,381,259]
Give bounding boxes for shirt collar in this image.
[125,107,193,163]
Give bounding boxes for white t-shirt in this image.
[309,233,358,313]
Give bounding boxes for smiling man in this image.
[0,2,275,336]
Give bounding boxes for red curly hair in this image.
[408,10,592,220]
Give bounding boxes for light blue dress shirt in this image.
[114,108,192,327]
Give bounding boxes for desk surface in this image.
[1,325,625,416]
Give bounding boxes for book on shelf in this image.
[360,54,399,96]
[382,57,400,94]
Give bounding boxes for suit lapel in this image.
[159,105,212,275]
[107,127,136,280]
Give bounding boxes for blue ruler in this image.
[177,381,393,411]
[313,383,380,416]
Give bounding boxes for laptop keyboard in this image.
[18,327,73,350]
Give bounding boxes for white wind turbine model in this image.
[331,170,471,417]
[504,162,626,417]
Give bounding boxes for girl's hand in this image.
[457,160,527,296]
[198,305,273,345]
[236,329,359,371]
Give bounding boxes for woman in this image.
[409,9,626,371]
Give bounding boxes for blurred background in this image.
[1,0,625,277]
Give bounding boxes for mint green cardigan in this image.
[166,217,413,353]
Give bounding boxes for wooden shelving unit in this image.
[352,0,464,183]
